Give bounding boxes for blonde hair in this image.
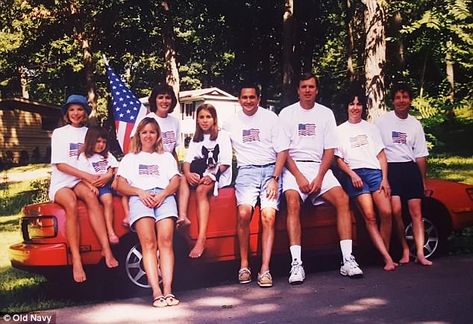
[130,117,164,154]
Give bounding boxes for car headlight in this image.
[21,216,57,240]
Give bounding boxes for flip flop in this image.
[152,295,167,308]
[164,294,180,306]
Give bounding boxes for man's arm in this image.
[286,154,311,193]
[416,156,428,190]
[310,148,334,194]
[266,150,288,199]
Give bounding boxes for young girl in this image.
[48,95,118,283]
[177,104,232,258]
[116,117,181,308]
[77,127,120,244]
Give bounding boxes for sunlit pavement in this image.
[49,254,473,324]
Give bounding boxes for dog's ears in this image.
[202,146,209,155]
[213,144,220,156]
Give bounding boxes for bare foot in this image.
[103,251,119,268]
[176,217,191,229]
[72,262,87,283]
[383,261,398,271]
[399,250,410,264]
[109,232,119,245]
[415,255,433,266]
[189,239,205,258]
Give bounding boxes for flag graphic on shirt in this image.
[92,160,109,173]
[350,135,369,148]
[138,164,160,176]
[69,143,82,157]
[242,129,260,143]
[392,131,407,144]
[162,130,176,145]
[105,62,147,154]
[298,123,316,136]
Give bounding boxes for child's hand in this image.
[199,175,214,186]
[91,186,99,196]
[84,173,100,185]
[186,172,201,186]
[94,173,112,187]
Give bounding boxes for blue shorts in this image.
[235,164,281,211]
[128,187,178,230]
[98,184,113,197]
[344,168,382,199]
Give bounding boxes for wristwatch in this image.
[270,175,279,182]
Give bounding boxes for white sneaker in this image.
[288,261,305,284]
[340,255,363,278]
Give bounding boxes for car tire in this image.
[404,198,451,259]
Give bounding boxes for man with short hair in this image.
[223,85,288,287]
[280,73,363,284]
[375,83,432,266]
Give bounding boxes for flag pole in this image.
[102,54,109,66]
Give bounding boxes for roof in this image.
[0,97,61,115]
[179,87,237,102]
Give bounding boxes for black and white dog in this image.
[190,144,221,196]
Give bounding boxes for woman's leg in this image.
[74,182,118,268]
[100,193,118,244]
[55,188,86,282]
[357,193,397,271]
[156,218,176,297]
[408,199,433,266]
[391,196,411,263]
[135,217,164,300]
[189,183,213,258]
[176,176,191,228]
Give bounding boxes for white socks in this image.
[290,245,302,264]
[340,239,353,261]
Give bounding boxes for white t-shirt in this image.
[117,151,180,191]
[222,107,289,167]
[77,152,119,175]
[374,111,429,162]
[48,125,88,200]
[279,102,338,161]
[184,131,233,187]
[335,120,384,170]
[130,112,181,153]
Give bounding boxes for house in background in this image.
[140,87,241,147]
[0,97,61,166]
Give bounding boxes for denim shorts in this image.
[235,164,281,211]
[128,187,178,230]
[98,184,113,197]
[344,168,382,198]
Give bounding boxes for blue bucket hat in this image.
[61,95,92,116]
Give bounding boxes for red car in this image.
[9,179,473,289]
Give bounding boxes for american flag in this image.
[106,63,147,154]
[350,135,368,148]
[242,129,260,143]
[392,131,407,144]
[92,160,108,173]
[138,164,160,176]
[298,123,316,136]
[162,130,176,145]
[69,143,82,157]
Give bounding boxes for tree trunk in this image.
[362,0,386,121]
[282,0,295,107]
[445,41,454,102]
[161,0,180,114]
[346,0,355,82]
[82,37,96,113]
[19,67,29,99]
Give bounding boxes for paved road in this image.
[41,254,473,324]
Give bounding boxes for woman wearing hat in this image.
[48,95,118,283]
